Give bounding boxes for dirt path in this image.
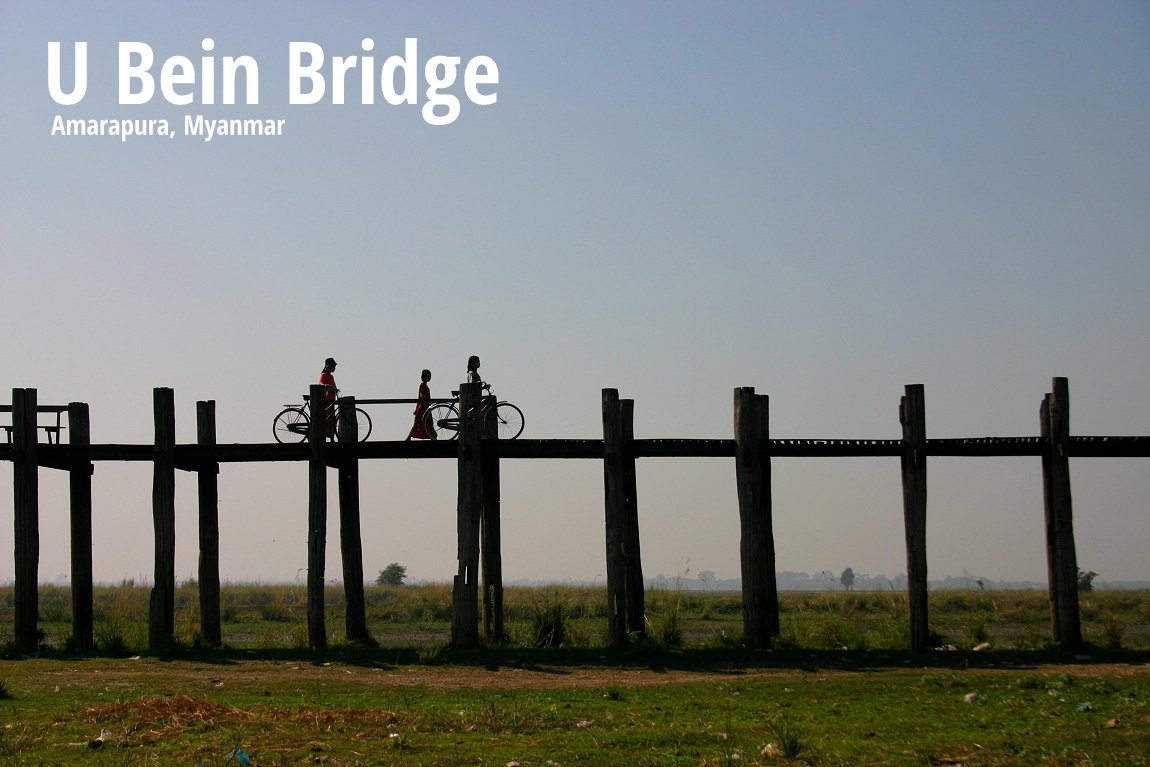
[21,656,1150,694]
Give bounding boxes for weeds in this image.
[417,644,446,665]
[960,618,990,649]
[95,622,132,656]
[531,597,567,646]
[603,683,626,702]
[1102,615,1125,650]
[6,583,1150,653]
[765,713,804,759]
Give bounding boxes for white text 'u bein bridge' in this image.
[3,378,1149,655]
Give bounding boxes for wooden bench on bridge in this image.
[0,403,67,444]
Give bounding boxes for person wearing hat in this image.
[319,357,338,438]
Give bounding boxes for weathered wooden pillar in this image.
[148,388,176,651]
[480,394,504,641]
[196,400,222,647]
[1041,377,1082,648]
[13,388,40,652]
[734,387,779,649]
[68,401,94,651]
[306,384,329,650]
[602,389,629,646]
[337,396,371,644]
[620,399,645,640]
[900,384,929,653]
[452,382,483,647]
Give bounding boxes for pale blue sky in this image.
[2,1,1148,586]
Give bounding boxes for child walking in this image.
[406,369,436,440]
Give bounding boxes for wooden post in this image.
[621,399,645,639]
[900,384,929,653]
[480,393,504,641]
[307,384,329,650]
[148,388,176,651]
[12,388,40,652]
[337,396,371,644]
[196,400,222,647]
[734,387,779,649]
[602,388,629,646]
[68,402,94,651]
[1041,377,1082,648]
[452,382,482,647]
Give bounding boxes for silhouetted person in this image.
[319,357,338,439]
[406,369,436,440]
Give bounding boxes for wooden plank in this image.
[50,444,158,462]
[769,440,901,457]
[22,432,1140,465]
[900,384,929,653]
[196,401,222,647]
[734,387,779,649]
[495,439,603,459]
[926,438,1044,456]
[1069,436,1150,457]
[148,387,176,651]
[68,402,94,651]
[0,404,69,414]
[350,440,458,459]
[353,398,454,405]
[633,439,734,458]
[181,443,309,463]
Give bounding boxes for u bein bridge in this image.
[3,378,1149,656]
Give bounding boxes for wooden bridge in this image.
[3,378,1148,654]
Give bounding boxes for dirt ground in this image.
[300,659,1150,691]
[21,656,1150,694]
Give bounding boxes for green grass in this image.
[0,649,1147,765]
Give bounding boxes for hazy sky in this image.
[2,1,1148,587]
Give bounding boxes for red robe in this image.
[407,381,436,439]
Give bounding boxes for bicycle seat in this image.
[451,390,460,397]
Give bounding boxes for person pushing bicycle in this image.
[465,355,493,418]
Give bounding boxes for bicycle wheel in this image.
[485,402,525,440]
[338,407,373,442]
[273,408,309,443]
[355,407,372,442]
[423,402,460,440]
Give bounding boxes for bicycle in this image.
[273,394,372,443]
[422,385,524,440]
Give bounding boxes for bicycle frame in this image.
[422,386,524,440]
[272,395,372,443]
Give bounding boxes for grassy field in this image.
[5,582,1150,654]
[1,585,1148,765]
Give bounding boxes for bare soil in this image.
[23,655,1150,694]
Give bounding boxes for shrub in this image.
[1102,616,1124,650]
[532,599,567,647]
